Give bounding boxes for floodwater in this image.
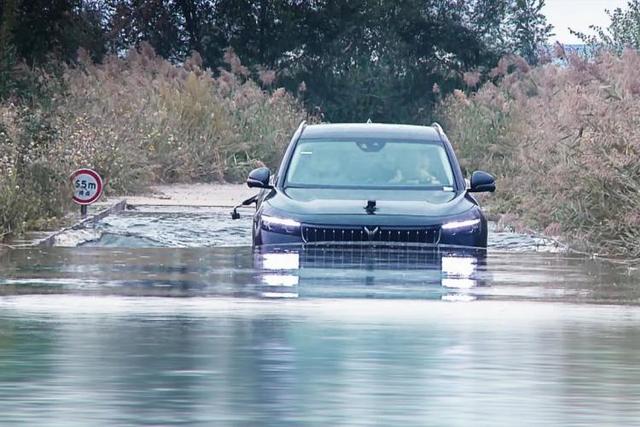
[1,208,640,426]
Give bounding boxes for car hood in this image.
[264,188,476,222]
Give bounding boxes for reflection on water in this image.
[1,245,488,300]
[253,245,488,300]
[1,297,640,425]
[0,244,635,303]
[1,244,640,425]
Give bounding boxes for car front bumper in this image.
[254,220,488,248]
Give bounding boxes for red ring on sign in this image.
[71,168,104,205]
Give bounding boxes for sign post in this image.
[71,168,104,217]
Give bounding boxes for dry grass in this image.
[439,50,640,258]
[0,44,306,236]
[59,44,306,188]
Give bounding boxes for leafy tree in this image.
[4,0,106,65]
[212,0,306,68]
[1,0,556,122]
[0,0,18,51]
[0,0,19,98]
[0,0,107,101]
[103,0,186,60]
[507,0,554,65]
[278,0,519,122]
[571,0,640,54]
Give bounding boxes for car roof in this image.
[300,123,442,141]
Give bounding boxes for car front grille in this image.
[301,224,441,245]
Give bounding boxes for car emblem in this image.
[364,226,379,240]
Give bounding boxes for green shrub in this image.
[0,104,69,236]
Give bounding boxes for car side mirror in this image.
[247,167,272,189]
[469,170,496,193]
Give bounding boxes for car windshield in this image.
[285,138,456,189]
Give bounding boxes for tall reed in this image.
[0,44,306,236]
[438,50,640,257]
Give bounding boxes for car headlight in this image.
[261,215,301,235]
[441,218,481,231]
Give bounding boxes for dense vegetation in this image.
[3,0,640,258]
[438,48,640,258]
[0,45,305,236]
[572,0,640,54]
[1,0,552,122]
[435,1,640,257]
[0,0,552,238]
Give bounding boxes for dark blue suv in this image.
[238,122,495,248]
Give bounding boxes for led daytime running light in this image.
[262,215,301,229]
[441,218,481,230]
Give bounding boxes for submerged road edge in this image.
[34,199,128,248]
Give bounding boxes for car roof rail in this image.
[431,122,446,138]
[292,119,307,140]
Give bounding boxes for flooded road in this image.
[1,208,639,425]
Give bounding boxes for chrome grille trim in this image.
[301,224,441,245]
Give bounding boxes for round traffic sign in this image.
[71,168,104,205]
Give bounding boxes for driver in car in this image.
[388,155,440,185]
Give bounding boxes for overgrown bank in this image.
[0,45,306,237]
[3,43,640,260]
[438,50,640,258]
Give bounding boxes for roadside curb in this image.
[34,199,127,247]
